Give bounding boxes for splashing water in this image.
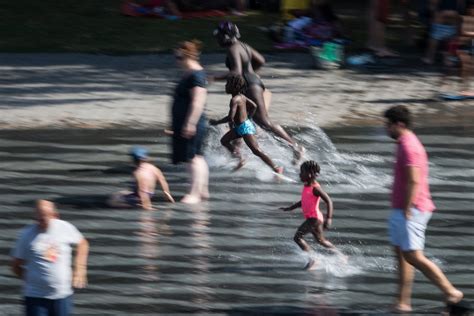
[204,117,390,192]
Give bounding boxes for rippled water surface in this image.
[0,124,473,315]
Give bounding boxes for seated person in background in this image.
[108,147,175,210]
[278,0,343,45]
[439,4,474,95]
[422,0,466,64]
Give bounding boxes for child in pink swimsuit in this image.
[280,160,343,269]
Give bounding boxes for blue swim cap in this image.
[129,146,149,160]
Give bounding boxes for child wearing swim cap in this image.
[108,147,175,210]
[280,160,344,270]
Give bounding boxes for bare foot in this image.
[292,144,305,165]
[272,167,285,183]
[304,258,318,271]
[274,166,284,174]
[338,253,349,264]
[446,289,463,305]
[180,194,201,204]
[233,159,246,172]
[391,303,412,313]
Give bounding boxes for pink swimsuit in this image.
[301,182,324,222]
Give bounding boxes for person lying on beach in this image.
[210,74,283,174]
[108,147,175,210]
[280,160,344,270]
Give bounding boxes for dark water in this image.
[0,124,473,315]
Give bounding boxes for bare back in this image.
[134,162,161,194]
[229,94,249,125]
[226,41,265,76]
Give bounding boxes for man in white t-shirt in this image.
[11,200,89,316]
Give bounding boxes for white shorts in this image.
[388,208,432,252]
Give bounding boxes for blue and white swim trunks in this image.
[234,119,256,137]
[431,23,457,41]
[388,207,432,251]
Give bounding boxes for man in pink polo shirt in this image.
[384,105,463,313]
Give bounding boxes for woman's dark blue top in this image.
[171,70,208,164]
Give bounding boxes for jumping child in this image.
[280,160,343,270]
[210,74,283,174]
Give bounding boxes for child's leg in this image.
[242,134,281,173]
[312,222,346,258]
[221,130,243,159]
[294,219,314,252]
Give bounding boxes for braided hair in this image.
[226,74,247,94]
[300,160,321,181]
[213,21,241,45]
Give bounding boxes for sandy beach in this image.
[1,53,473,130]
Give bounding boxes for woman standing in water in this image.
[213,21,304,162]
[171,40,209,204]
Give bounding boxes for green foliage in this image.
[0,0,276,53]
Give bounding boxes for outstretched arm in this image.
[313,186,333,228]
[211,73,228,81]
[155,168,175,203]
[73,238,89,289]
[280,200,302,212]
[213,48,243,80]
[209,116,230,126]
[246,98,257,118]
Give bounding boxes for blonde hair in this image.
[176,40,203,61]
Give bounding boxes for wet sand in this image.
[1,53,474,130]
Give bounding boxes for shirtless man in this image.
[108,147,175,210]
[210,74,282,174]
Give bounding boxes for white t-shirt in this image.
[11,219,83,299]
